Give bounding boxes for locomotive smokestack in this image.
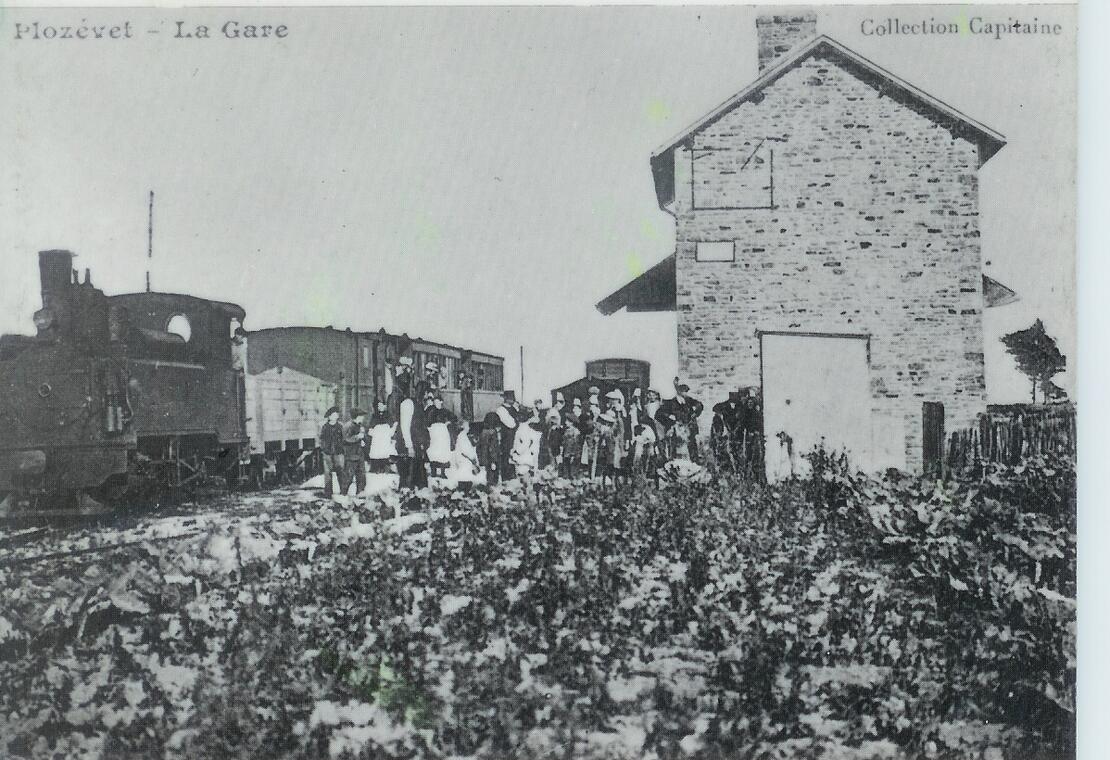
[38,250,74,303]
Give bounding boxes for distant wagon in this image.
[552,358,651,406]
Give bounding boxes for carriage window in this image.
[443,356,457,388]
[166,314,192,342]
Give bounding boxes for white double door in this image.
[760,333,873,481]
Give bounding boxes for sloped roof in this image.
[651,35,1006,210]
[595,253,1017,314]
[595,254,676,316]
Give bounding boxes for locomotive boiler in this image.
[0,250,248,510]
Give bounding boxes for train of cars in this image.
[0,250,505,509]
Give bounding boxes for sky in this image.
[0,4,1076,403]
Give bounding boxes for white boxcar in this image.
[244,366,337,460]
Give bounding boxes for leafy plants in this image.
[0,459,1075,759]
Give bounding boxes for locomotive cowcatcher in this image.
[0,250,248,510]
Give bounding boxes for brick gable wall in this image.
[671,51,987,471]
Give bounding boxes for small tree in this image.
[1001,319,1067,404]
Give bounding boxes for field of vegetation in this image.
[0,455,1075,759]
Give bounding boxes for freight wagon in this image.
[243,366,337,486]
[240,326,505,485]
[245,326,505,423]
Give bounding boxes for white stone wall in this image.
[672,51,988,472]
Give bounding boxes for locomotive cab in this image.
[108,292,249,494]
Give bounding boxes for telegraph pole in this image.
[146,190,154,292]
[520,345,525,401]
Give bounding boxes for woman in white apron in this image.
[426,395,455,478]
[450,419,483,491]
[367,399,396,473]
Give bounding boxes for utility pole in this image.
[146,190,154,292]
[520,345,525,402]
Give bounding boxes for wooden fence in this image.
[947,403,1076,471]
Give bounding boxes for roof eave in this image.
[649,34,1008,203]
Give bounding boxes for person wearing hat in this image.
[458,369,475,423]
[735,386,764,478]
[396,362,430,490]
[640,389,666,465]
[543,405,563,471]
[424,361,441,392]
[478,410,503,485]
[578,394,599,476]
[387,356,415,426]
[604,389,633,481]
[510,404,543,478]
[587,385,601,415]
[659,378,705,462]
[628,387,643,429]
[529,398,554,469]
[367,398,396,474]
[559,397,583,479]
[319,406,346,499]
[342,407,369,495]
[494,390,519,480]
[711,391,743,473]
[592,403,621,484]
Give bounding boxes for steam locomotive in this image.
[0,250,248,510]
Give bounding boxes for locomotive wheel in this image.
[86,479,129,507]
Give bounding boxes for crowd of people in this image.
[316,358,765,499]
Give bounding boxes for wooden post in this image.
[146,190,154,292]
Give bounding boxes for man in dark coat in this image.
[711,391,743,472]
[478,411,502,485]
[458,371,475,423]
[659,380,705,462]
[396,370,430,490]
[387,357,414,424]
[735,387,765,479]
[493,391,519,480]
[342,408,368,496]
[319,406,346,499]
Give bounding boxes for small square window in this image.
[696,241,735,262]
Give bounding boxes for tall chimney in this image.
[38,250,74,303]
[756,13,817,71]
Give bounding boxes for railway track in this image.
[0,487,317,570]
[0,530,206,570]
